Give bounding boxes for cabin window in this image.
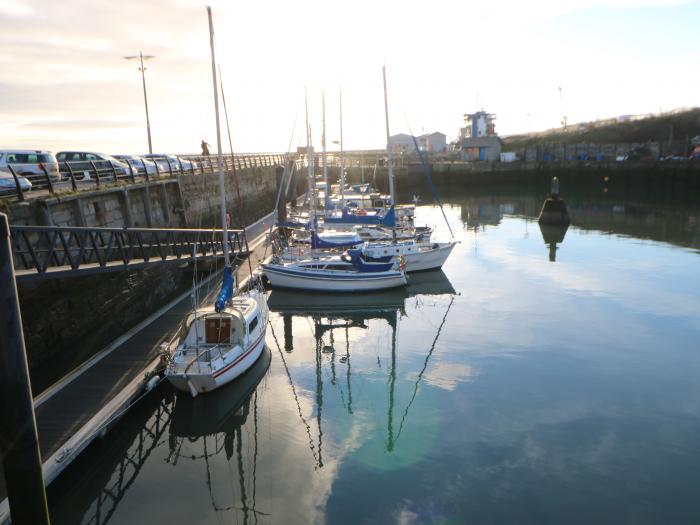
[249,316,259,334]
[205,318,231,344]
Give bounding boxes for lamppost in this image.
[124,51,156,153]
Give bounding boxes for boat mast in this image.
[207,6,229,267]
[382,65,396,242]
[322,90,328,211]
[339,84,345,208]
[304,87,315,222]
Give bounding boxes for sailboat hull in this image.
[398,242,456,272]
[166,333,266,396]
[262,264,407,292]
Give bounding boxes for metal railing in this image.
[0,153,297,202]
[10,225,249,281]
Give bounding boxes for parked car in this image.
[112,154,158,176]
[0,149,60,182]
[0,169,32,194]
[56,151,129,180]
[143,154,198,173]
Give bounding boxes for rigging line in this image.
[395,294,455,443]
[405,117,455,239]
[267,320,320,465]
[219,65,253,282]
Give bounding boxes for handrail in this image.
[10,225,249,280]
[1,152,297,202]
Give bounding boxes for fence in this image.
[10,224,249,281]
[0,153,299,203]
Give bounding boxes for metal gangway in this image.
[10,225,250,282]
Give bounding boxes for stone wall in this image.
[6,165,280,229]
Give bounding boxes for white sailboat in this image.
[165,6,268,397]
[262,254,407,292]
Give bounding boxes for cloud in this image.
[19,119,140,130]
[0,0,34,17]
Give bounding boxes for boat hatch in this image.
[205,318,231,344]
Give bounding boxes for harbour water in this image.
[47,185,700,524]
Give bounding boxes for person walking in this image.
[201,140,210,156]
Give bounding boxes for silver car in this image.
[0,149,60,182]
[143,154,198,173]
[56,151,130,180]
[113,154,159,176]
[0,169,32,194]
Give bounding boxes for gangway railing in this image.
[10,225,249,282]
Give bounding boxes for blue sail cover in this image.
[311,231,362,249]
[214,266,235,313]
[346,249,395,272]
[324,206,396,226]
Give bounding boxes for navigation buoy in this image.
[538,177,570,226]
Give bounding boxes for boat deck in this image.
[0,212,274,523]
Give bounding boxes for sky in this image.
[0,0,699,154]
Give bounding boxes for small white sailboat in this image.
[166,290,268,397]
[361,240,455,272]
[165,6,268,397]
[262,254,407,292]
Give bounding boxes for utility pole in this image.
[0,212,51,525]
[124,51,156,154]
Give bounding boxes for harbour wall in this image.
[345,161,700,197]
[9,165,281,394]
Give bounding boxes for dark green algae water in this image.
[48,185,700,525]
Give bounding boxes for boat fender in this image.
[146,375,160,392]
[187,379,199,398]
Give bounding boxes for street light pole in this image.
[124,51,156,154]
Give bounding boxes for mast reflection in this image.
[267,270,457,458]
[167,346,271,523]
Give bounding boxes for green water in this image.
[48,185,700,524]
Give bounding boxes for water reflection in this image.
[449,184,700,251]
[47,389,176,525]
[268,270,457,458]
[539,223,570,262]
[166,347,271,522]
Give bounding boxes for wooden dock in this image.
[0,212,275,524]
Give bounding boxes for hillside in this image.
[503,108,700,151]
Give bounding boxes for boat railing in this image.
[183,342,227,374]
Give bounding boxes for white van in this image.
[0,150,61,182]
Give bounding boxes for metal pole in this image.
[304,87,315,223]
[0,213,51,525]
[382,66,395,206]
[321,90,328,211]
[339,85,345,208]
[382,66,396,243]
[207,6,230,267]
[140,51,153,154]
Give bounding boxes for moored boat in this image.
[262,253,407,292]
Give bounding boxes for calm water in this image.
[48,186,700,524]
